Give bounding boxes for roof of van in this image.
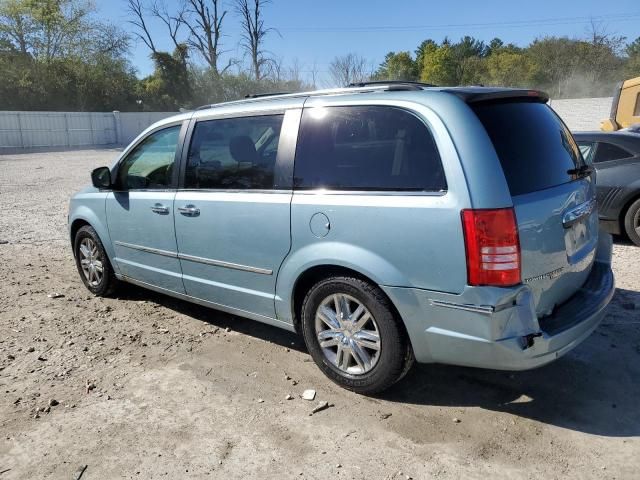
[144,83,549,133]
[193,83,549,112]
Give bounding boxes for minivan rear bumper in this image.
[382,232,614,371]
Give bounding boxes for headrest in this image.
[229,135,258,164]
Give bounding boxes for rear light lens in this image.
[461,208,521,287]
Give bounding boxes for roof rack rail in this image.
[195,91,293,110]
[347,80,437,89]
[192,82,441,111]
[244,91,291,99]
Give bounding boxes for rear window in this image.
[294,106,446,191]
[593,142,632,163]
[472,101,583,196]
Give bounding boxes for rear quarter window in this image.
[293,106,446,192]
[577,142,595,164]
[472,101,583,196]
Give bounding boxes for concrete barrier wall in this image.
[0,111,177,151]
[116,112,180,145]
[548,97,613,132]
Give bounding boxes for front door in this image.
[174,110,299,318]
[106,123,185,293]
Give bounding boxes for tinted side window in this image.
[185,115,284,189]
[293,106,446,191]
[117,126,180,189]
[594,142,632,163]
[473,102,582,196]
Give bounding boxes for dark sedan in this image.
[573,131,640,246]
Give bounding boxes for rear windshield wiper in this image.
[567,165,593,178]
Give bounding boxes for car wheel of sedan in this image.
[74,225,118,296]
[624,198,640,247]
[301,276,411,394]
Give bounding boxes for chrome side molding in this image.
[178,253,273,275]
[114,240,177,258]
[429,299,495,315]
[114,240,272,275]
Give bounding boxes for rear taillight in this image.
[461,208,521,287]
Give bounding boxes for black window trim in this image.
[292,104,448,194]
[111,120,189,192]
[292,189,448,197]
[177,109,299,192]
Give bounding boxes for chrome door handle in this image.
[178,205,200,217]
[150,203,170,215]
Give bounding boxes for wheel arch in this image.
[288,264,411,348]
[68,208,118,273]
[69,218,91,250]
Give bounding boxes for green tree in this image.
[486,38,504,56]
[624,37,640,78]
[138,45,192,111]
[373,51,418,81]
[528,36,625,98]
[419,43,456,85]
[483,50,536,87]
[373,52,418,81]
[0,0,101,60]
[418,37,487,86]
[0,0,138,110]
[415,38,437,74]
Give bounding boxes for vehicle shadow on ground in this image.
[613,234,637,246]
[115,284,306,352]
[116,285,640,438]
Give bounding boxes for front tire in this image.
[623,198,640,247]
[73,225,118,296]
[300,276,410,394]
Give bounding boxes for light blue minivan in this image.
[69,83,615,393]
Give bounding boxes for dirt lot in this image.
[0,149,639,480]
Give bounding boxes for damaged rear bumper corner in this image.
[382,253,614,371]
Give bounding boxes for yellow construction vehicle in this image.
[601,76,640,131]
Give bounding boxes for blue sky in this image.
[100,0,640,82]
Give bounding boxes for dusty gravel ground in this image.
[0,149,639,480]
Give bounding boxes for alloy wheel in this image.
[314,293,381,375]
[79,238,103,287]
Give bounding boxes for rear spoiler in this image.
[441,88,550,104]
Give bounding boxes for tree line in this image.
[366,29,640,99]
[1,0,639,112]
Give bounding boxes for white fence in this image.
[0,111,177,151]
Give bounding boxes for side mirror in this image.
[91,166,112,189]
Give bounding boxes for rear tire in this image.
[623,198,640,247]
[300,276,411,394]
[73,225,118,296]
